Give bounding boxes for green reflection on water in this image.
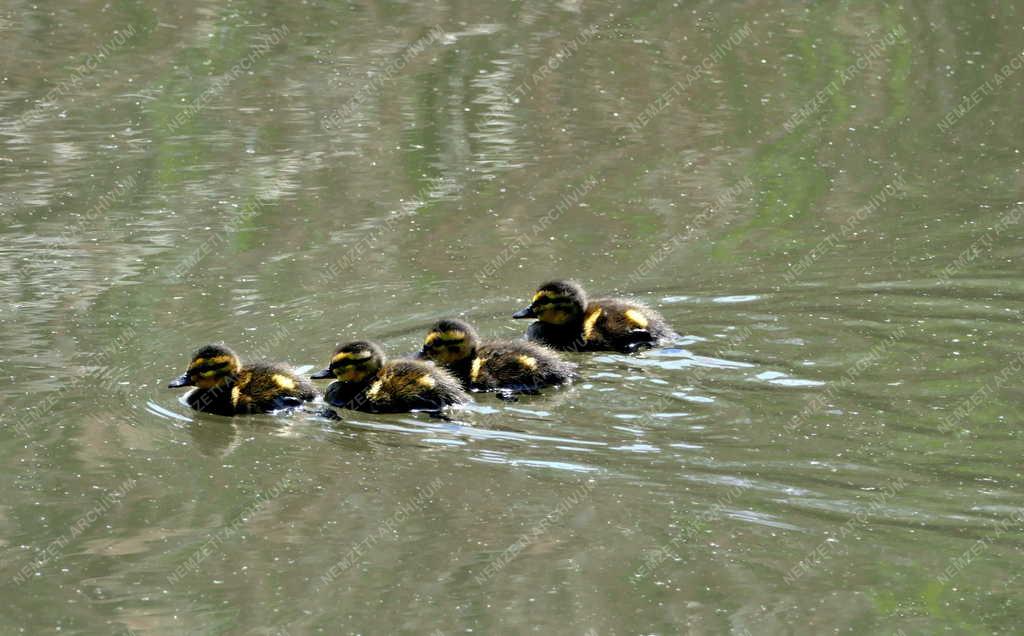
[2,1,1023,634]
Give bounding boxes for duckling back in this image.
[233,363,318,413]
[473,340,576,391]
[328,359,468,413]
[582,298,673,352]
[527,299,672,352]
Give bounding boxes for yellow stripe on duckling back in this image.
[624,308,649,329]
[582,307,603,341]
[272,374,296,390]
[366,379,384,399]
[516,355,538,369]
[230,385,241,407]
[470,357,484,383]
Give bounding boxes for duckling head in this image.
[419,318,479,366]
[512,280,587,325]
[310,341,384,384]
[168,344,242,390]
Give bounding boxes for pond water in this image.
[2,1,1023,634]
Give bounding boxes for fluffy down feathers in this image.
[468,340,576,391]
[528,298,673,353]
[324,360,468,413]
[182,362,317,416]
[232,363,318,413]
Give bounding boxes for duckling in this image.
[168,344,317,416]
[419,318,575,393]
[512,280,674,352]
[310,341,468,413]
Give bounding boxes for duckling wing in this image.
[373,360,467,410]
[592,299,672,350]
[240,363,317,411]
[517,340,578,382]
[478,341,576,388]
[376,362,433,397]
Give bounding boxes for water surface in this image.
[2,1,1023,634]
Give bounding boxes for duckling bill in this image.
[419,318,575,392]
[168,344,317,416]
[513,280,674,352]
[310,341,468,413]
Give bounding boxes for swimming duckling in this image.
[419,318,575,392]
[512,280,673,352]
[168,344,317,416]
[310,341,468,413]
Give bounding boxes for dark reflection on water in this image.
[2,1,1024,634]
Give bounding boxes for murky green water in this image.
[3,1,1023,634]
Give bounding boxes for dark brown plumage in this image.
[310,341,468,413]
[419,318,575,392]
[168,344,317,416]
[512,280,674,353]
